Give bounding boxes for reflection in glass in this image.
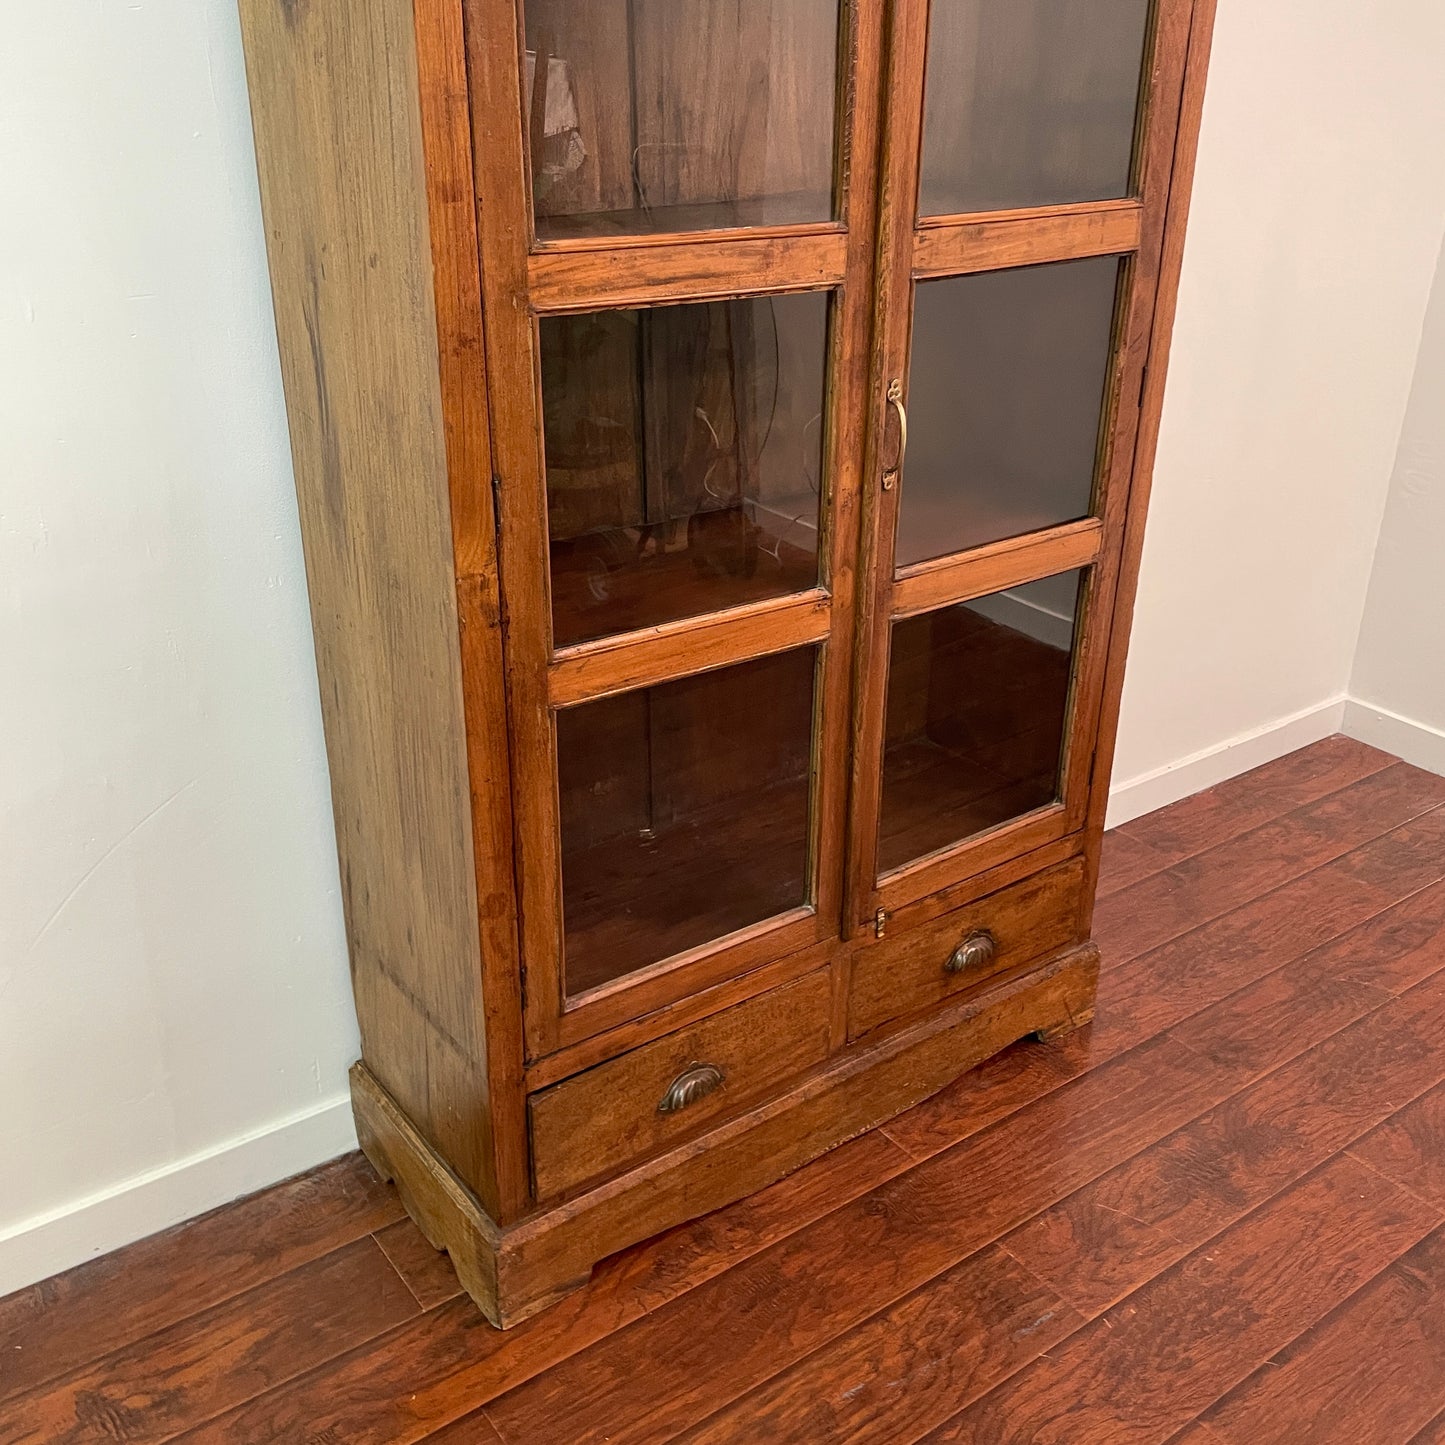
[558,648,818,995]
[878,570,1085,875]
[896,258,1120,569]
[542,292,829,648]
[522,0,841,239]
[920,0,1152,216]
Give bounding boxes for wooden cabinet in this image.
[239,0,1215,1327]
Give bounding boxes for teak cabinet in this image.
[240,0,1215,1327]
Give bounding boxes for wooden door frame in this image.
[462,0,886,1061]
[1082,0,1220,918]
[843,0,1203,932]
[406,0,532,1224]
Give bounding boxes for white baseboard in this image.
[1106,695,1350,829]
[0,1093,357,1298]
[1343,698,1445,778]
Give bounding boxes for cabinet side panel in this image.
[239,0,498,1208]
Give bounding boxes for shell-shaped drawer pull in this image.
[658,1063,725,1115]
[945,930,997,976]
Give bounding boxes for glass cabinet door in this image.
[878,569,1087,875]
[896,259,1123,566]
[919,0,1153,217]
[521,0,842,239]
[540,292,830,647]
[468,0,1196,1049]
[557,647,819,996]
[847,0,1193,925]
[468,0,878,1057]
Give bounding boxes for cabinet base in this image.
[351,940,1099,1329]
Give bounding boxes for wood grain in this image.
[462,0,881,1065]
[1068,0,1202,867]
[0,1154,401,1406]
[497,948,1099,1326]
[848,858,1086,1039]
[410,0,530,1222]
[352,946,1093,1327]
[1004,961,1445,1316]
[680,1244,1082,1444]
[1096,826,1174,896]
[527,232,847,311]
[508,895,1445,1442]
[1202,1226,1445,1445]
[929,1153,1441,1444]
[372,1219,466,1312]
[885,804,1440,1161]
[2,1240,417,1443]
[839,0,932,926]
[1120,734,1395,868]
[523,940,833,1091]
[913,199,1143,277]
[483,1033,1212,1444]
[175,1130,912,1445]
[889,519,1103,621]
[529,971,832,1201]
[418,1411,508,1445]
[1092,835,1445,1056]
[1351,1076,1445,1211]
[1097,734,1396,898]
[236,0,1220,1339]
[238,0,507,1212]
[1092,763,1445,968]
[547,591,831,706]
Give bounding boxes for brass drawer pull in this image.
[946,931,997,976]
[659,1063,725,1114]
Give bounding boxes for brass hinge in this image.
[874,908,888,940]
[490,472,503,519]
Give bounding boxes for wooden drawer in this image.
[848,858,1087,1041]
[529,970,832,1202]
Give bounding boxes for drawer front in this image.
[530,970,833,1202]
[848,858,1087,1040]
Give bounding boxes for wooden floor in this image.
[6,734,1445,1443]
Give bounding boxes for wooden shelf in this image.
[562,774,812,996]
[550,523,817,650]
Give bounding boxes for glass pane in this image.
[896,258,1120,570]
[878,569,1084,875]
[522,0,841,240]
[543,292,829,648]
[920,0,1152,216]
[558,647,817,995]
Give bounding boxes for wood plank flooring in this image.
[4,735,1445,1443]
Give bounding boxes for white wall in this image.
[4,0,1445,1292]
[1349,238,1445,774]
[1109,0,1445,820]
[0,2,358,1291]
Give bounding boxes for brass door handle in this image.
[658,1063,725,1114]
[945,931,997,976]
[882,378,908,490]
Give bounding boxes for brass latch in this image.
[881,379,908,491]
